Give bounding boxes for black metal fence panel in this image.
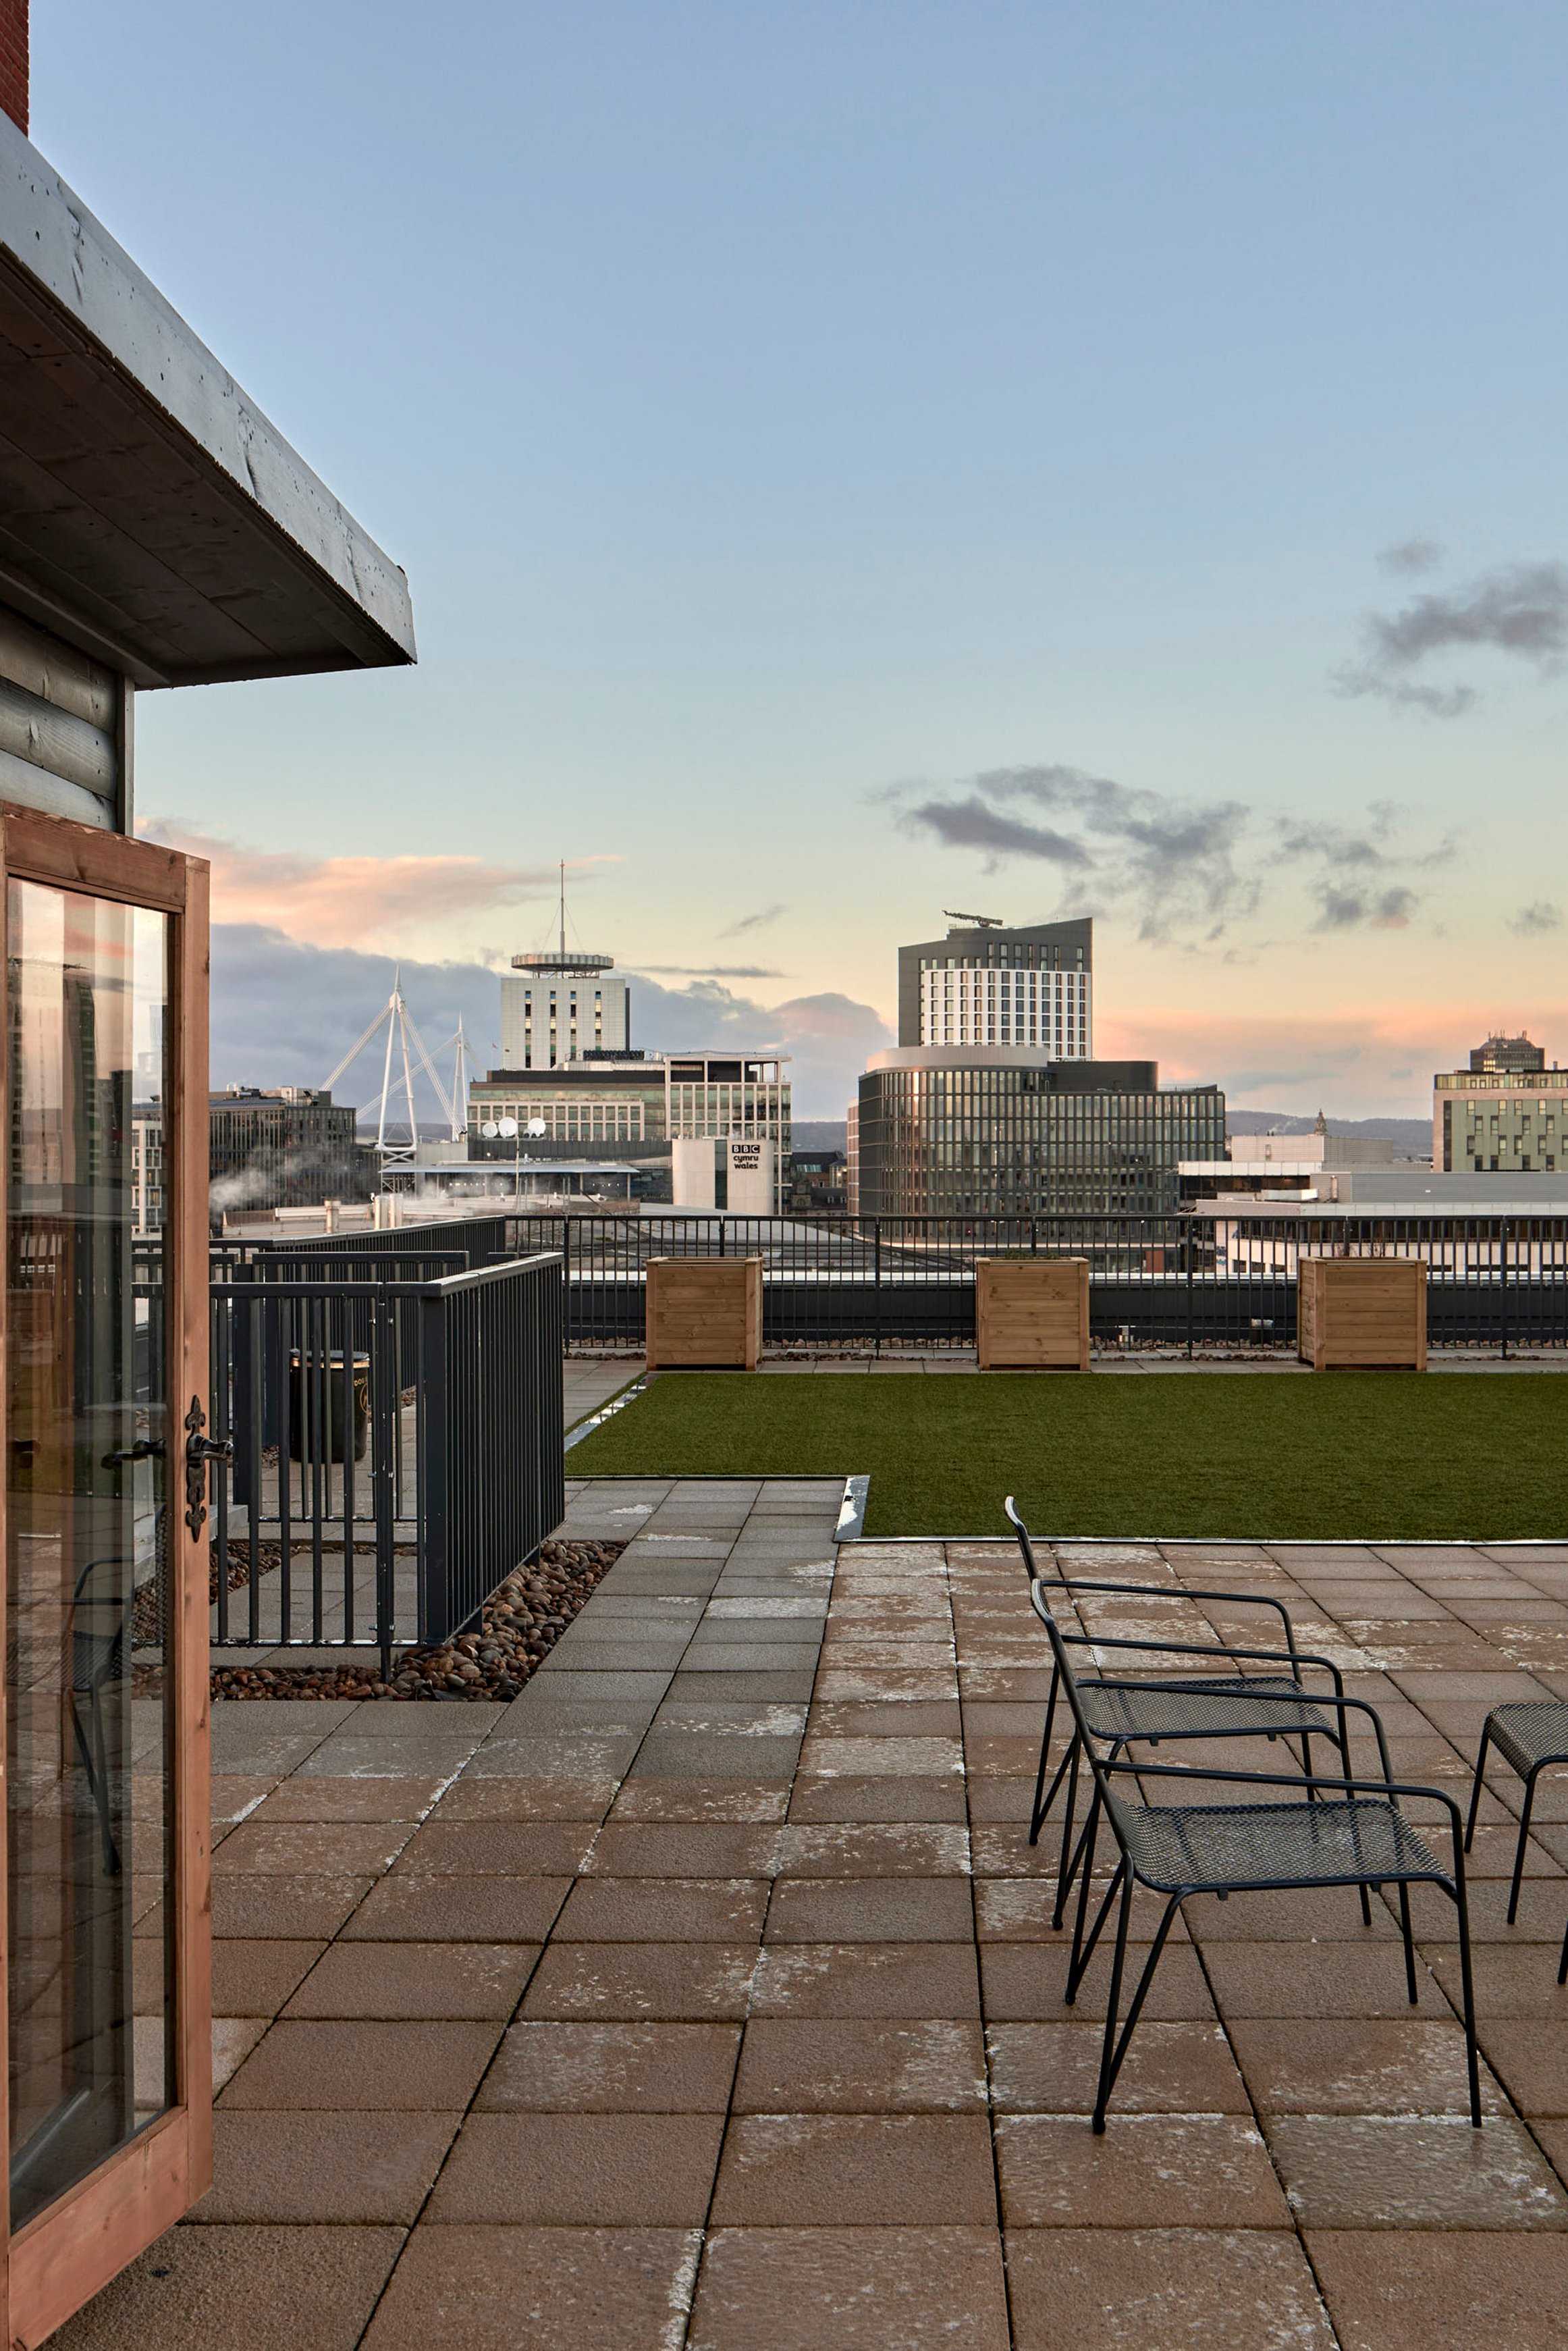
[207,1250,564,1670]
[498,1209,1568,1356]
[414,1254,565,1645]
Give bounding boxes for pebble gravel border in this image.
[208,1537,625,1701]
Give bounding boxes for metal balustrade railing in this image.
[205,1249,563,1675]
[492,1209,1568,1356]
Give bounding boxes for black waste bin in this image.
[288,1352,370,1462]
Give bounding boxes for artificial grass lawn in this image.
[566,1371,1568,1541]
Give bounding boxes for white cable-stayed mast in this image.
[323,968,456,1175]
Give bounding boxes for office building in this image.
[210,1086,364,1209]
[466,1049,791,1209]
[502,947,630,1069]
[1433,1034,1568,1171]
[898,916,1092,1055]
[1470,1033,1546,1075]
[855,1047,1224,1217]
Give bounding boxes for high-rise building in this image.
[502,947,630,1069]
[898,916,1092,1055]
[1434,1034,1568,1171]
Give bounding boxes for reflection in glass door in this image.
[6,879,172,2228]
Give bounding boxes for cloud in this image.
[1094,1000,1540,1118]
[1336,560,1568,714]
[208,926,886,1120]
[1312,884,1419,931]
[720,904,786,937]
[1511,901,1563,935]
[1276,805,1454,932]
[900,793,1092,872]
[1376,537,1444,577]
[637,964,786,979]
[141,818,612,952]
[893,764,1253,943]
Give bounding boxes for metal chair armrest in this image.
[1101,1751,1462,1830]
[1033,1571,1298,1659]
[1083,1679,1392,1780]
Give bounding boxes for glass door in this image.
[0,811,211,2348]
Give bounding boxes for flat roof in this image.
[0,117,415,685]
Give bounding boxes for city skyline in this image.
[47,3,1568,1119]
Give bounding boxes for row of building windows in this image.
[856,1074,1225,1217]
[918,965,1091,1053]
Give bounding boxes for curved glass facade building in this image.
[855,1049,1226,1217]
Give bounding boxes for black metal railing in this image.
[205,1249,563,1674]
[495,1209,1568,1356]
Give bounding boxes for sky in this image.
[35,3,1568,1118]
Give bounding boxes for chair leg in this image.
[1030,1674,1070,1847]
[1396,1881,1418,2006]
[1092,1868,1135,2134]
[1464,1724,1492,1851]
[1031,1741,1075,1850]
[1054,1739,1119,1928]
[1066,1791,1105,1982]
[1452,1869,1482,2127]
[1334,1710,1372,1926]
[1558,1906,1568,1988]
[1064,1795,1108,2001]
[1095,1893,1183,2133]
[1507,1770,1539,1926]
[1052,1740,1081,1931]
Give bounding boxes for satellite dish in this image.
[497,1117,518,1138]
[526,1117,548,1138]
[480,1121,499,1140]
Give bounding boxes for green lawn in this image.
[566,1371,1568,1540]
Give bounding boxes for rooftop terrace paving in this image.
[53,1478,1568,2350]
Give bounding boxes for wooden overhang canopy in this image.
[0,113,416,690]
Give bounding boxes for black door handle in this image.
[183,1396,232,1539]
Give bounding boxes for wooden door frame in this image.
[0,805,211,2348]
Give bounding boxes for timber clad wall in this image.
[0,0,25,132]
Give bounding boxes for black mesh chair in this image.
[1035,1594,1482,2132]
[1465,1701,1568,1980]
[1005,1498,1367,1928]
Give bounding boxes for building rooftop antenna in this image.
[513,857,615,978]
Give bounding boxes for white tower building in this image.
[502,951,629,1069]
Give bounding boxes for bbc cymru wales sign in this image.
[730,1142,762,1169]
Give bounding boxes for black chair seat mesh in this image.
[1488,1702,1568,1778]
[1079,1675,1335,1744]
[1113,1795,1442,1893]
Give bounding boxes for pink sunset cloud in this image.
[1100,1001,1568,1115]
[141,820,617,951]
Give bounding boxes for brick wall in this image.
[0,0,26,134]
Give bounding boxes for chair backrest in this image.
[1004,1494,1299,1666]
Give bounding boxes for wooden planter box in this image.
[1297,1257,1427,1371]
[975,1257,1090,1370]
[646,1256,762,1369]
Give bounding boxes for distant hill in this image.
[792,1111,1432,1159]
[1228,1111,1432,1159]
